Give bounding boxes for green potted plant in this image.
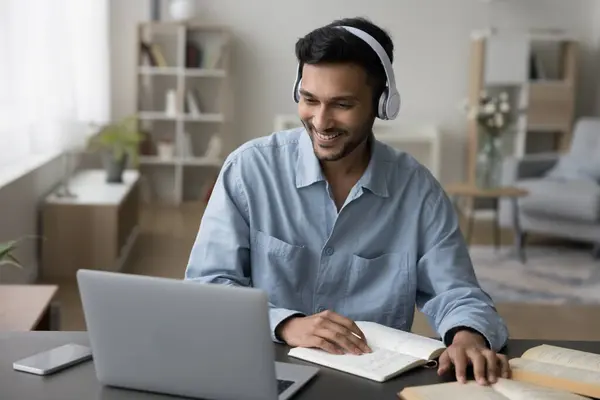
[0,240,24,270]
[88,114,144,183]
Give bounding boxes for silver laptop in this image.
[77,269,318,400]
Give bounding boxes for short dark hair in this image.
[295,17,394,103]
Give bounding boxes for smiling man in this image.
[184,17,510,385]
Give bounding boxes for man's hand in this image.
[276,310,372,355]
[437,330,510,385]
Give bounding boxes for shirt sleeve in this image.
[183,154,303,343]
[415,172,509,352]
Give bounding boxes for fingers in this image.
[437,350,451,376]
[314,318,370,354]
[451,348,469,383]
[308,336,343,355]
[497,354,511,379]
[316,311,371,353]
[467,348,488,385]
[481,350,499,383]
[320,310,367,342]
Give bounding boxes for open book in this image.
[398,377,589,400]
[287,321,445,382]
[508,344,600,399]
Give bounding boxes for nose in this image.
[312,105,334,132]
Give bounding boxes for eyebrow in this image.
[299,89,359,102]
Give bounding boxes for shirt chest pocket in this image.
[344,252,413,326]
[250,229,308,296]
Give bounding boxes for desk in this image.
[0,285,59,331]
[2,331,599,399]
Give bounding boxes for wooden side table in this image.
[444,183,529,263]
[40,169,141,279]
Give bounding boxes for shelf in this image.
[182,113,224,122]
[136,21,231,204]
[138,66,227,77]
[139,156,222,167]
[139,156,177,165]
[181,157,222,166]
[138,111,177,121]
[137,112,224,122]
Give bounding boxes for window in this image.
[0,0,110,168]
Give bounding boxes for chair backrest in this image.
[569,117,600,157]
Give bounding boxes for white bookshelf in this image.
[135,21,233,204]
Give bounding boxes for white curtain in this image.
[0,0,110,167]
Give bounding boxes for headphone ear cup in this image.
[294,78,302,103]
[377,89,389,120]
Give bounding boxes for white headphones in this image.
[292,25,401,120]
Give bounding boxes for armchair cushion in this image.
[518,178,600,222]
[545,117,600,183]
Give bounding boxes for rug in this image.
[468,245,600,305]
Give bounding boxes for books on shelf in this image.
[287,321,445,382]
[398,377,589,400]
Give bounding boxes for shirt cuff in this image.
[269,307,305,343]
[438,318,507,352]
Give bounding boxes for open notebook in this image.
[508,344,600,399]
[398,377,589,400]
[287,321,445,382]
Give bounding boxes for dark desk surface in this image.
[2,331,600,400]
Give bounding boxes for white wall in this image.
[110,0,600,183]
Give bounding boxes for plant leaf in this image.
[0,240,17,259]
[0,259,23,269]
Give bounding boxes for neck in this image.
[322,135,372,181]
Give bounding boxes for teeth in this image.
[315,131,341,141]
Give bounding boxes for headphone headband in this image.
[336,25,397,91]
[292,25,400,120]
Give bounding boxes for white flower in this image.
[495,113,504,128]
[499,92,509,101]
[500,102,510,112]
[484,103,496,114]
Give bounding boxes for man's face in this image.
[297,63,375,162]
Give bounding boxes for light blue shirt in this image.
[185,127,509,351]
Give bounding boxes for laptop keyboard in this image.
[277,379,294,394]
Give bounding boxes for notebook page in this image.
[492,377,588,400]
[522,345,600,372]
[288,345,420,381]
[356,321,445,360]
[400,381,507,400]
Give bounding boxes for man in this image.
[185,17,510,385]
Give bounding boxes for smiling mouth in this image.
[314,131,343,142]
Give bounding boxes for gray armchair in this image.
[499,117,600,255]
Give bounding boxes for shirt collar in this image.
[295,130,390,198]
[295,130,325,188]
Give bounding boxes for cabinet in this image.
[466,30,579,184]
[40,170,140,280]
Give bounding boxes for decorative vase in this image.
[103,152,128,183]
[476,134,504,189]
[169,0,196,20]
[157,141,175,160]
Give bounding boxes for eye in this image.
[336,103,352,109]
[303,97,318,105]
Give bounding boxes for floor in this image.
[43,202,600,342]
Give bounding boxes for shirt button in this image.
[324,247,334,256]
